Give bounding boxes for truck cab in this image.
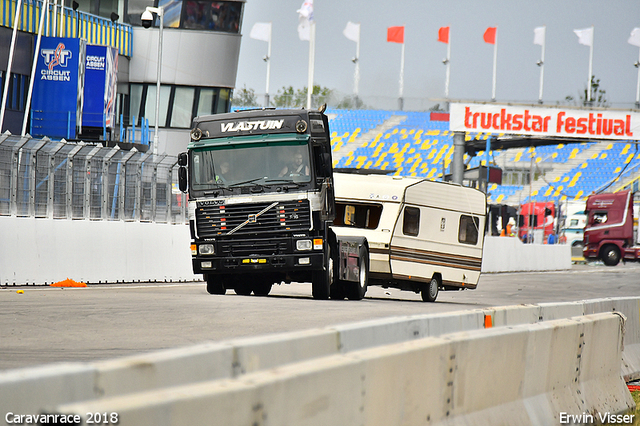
[178,108,368,299]
[583,190,640,266]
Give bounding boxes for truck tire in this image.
[234,280,253,296]
[312,247,333,300]
[345,245,369,300]
[421,275,440,302]
[253,281,273,296]
[602,245,621,266]
[206,274,226,295]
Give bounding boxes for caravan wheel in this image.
[421,276,440,302]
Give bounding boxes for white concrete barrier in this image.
[481,236,571,273]
[0,217,197,285]
[51,313,632,426]
[3,298,640,423]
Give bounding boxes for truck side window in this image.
[459,215,480,245]
[592,212,608,225]
[403,206,420,236]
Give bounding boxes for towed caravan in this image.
[331,172,486,302]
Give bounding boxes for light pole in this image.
[141,6,164,155]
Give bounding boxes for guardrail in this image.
[0,132,185,222]
[0,297,637,425]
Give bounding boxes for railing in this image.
[0,132,186,222]
[1,0,133,57]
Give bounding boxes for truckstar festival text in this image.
[449,104,639,140]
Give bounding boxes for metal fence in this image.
[0,132,187,223]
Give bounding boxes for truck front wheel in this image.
[601,245,621,266]
[206,274,226,295]
[312,247,333,300]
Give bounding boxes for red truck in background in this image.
[518,202,556,243]
[583,190,640,266]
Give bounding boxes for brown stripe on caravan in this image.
[392,274,477,289]
[390,246,482,272]
[369,247,390,255]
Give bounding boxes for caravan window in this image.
[402,206,420,236]
[459,215,480,245]
[334,202,382,229]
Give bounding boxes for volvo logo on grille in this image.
[248,214,257,223]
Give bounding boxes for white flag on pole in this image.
[297,0,313,41]
[628,28,640,47]
[343,21,360,43]
[533,26,545,46]
[573,27,593,46]
[249,22,271,42]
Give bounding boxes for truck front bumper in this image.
[192,253,324,275]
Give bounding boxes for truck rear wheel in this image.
[421,275,440,302]
[312,247,333,300]
[602,245,621,266]
[206,275,226,295]
[345,245,369,300]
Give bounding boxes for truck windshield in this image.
[191,141,312,191]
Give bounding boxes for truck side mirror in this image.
[178,152,188,166]
[178,167,187,192]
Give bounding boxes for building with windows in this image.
[0,0,244,154]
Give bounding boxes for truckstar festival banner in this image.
[449,103,640,141]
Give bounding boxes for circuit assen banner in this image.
[83,45,118,129]
[32,37,86,139]
[450,103,640,141]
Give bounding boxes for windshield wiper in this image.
[264,179,302,188]
[227,177,267,188]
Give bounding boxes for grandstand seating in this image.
[327,109,640,205]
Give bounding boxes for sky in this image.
[234,0,640,111]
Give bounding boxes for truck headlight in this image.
[296,239,312,251]
[199,244,215,255]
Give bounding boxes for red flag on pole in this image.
[387,26,404,44]
[438,26,449,44]
[483,27,496,44]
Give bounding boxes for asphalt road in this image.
[1,261,639,371]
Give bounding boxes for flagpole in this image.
[306,20,315,109]
[399,40,405,110]
[265,24,272,107]
[538,27,545,104]
[0,0,24,132]
[587,26,593,103]
[22,0,49,135]
[491,28,498,102]
[444,31,451,99]
[636,47,640,108]
[354,25,360,98]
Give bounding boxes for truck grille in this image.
[218,238,289,256]
[195,199,311,239]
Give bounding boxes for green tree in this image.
[231,85,258,107]
[273,85,334,109]
[582,76,607,107]
[273,86,296,108]
[336,95,366,109]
